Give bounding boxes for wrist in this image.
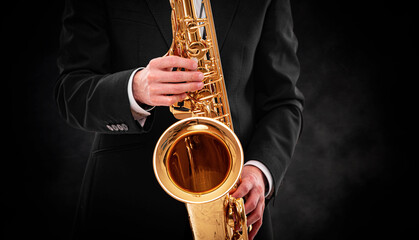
[244,160,273,198]
[243,165,267,190]
[128,67,154,117]
[131,67,147,106]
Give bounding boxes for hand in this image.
[231,165,267,240]
[132,56,204,106]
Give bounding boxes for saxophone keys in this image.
[187,42,208,59]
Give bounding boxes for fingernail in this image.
[195,81,203,90]
[191,58,198,69]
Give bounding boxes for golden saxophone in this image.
[153,0,248,239]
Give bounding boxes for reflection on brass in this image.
[153,0,248,239]
[167,131,231,193]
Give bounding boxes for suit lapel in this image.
[145,0,239,52]
[211,0,239,51]
[144,0,172,48]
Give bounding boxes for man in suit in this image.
[55,0,304,239]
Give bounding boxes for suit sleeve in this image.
[54,0,153,134]
[245,0,304,200]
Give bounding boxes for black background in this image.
[6,0,417,239]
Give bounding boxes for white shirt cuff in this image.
[244,160,274,199]
[127,67,154,127]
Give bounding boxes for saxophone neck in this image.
[168,0,234,130]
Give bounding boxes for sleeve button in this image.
[121,124,129,131]
[111,125,119,131]
[106,125,114,131]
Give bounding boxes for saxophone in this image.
[153,0,248,239]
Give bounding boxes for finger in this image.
[248,218,262,240]
[151,93,187,106]
[231,180,253,199]
[149,56,198,71]
[246,198,264,226]
[243,190,260,214]
[157,70,204,83]
[152,82,204,95]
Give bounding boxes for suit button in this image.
[117,124,124,131]
[106,125,114,131]
[121,124,128,131]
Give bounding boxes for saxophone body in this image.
[153,0,248,239]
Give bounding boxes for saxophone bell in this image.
[154,117,247,239]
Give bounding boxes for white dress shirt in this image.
[127,1,274,198]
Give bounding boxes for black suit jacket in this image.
[55,0,304,239]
